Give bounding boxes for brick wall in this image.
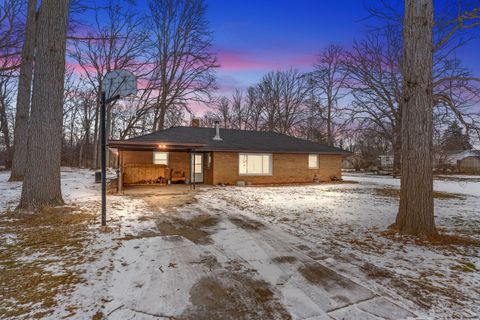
[212,152,342,185]
[120,150,342,185]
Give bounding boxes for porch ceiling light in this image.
[158,144,167,149]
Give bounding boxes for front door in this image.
[191,153,203,183]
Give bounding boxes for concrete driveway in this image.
[104,186,416,320]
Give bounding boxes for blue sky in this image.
[203,0,480,96]
[85,0,479,110]
[207,0,371,93]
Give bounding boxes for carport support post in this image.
[117,150,123,194]
[101,92,107,226]
[191,149,196,190]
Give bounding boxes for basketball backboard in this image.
[103,70,137,100]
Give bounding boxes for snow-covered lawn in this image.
[202,173,480,318]
[0,169,479,319]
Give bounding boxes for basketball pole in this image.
[101,93,120,226]
[100,69,137,227]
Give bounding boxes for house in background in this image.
[457,154,480,173]
[435,150,480,173]
[447,150,480,173]
[379,154,394,170]
[109,122,350,190]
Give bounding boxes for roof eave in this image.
[108,140,207,149]
[198,147,351,155]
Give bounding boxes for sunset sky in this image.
[203,0,480,96]
[84,0,480,114]
[206,0,368,94]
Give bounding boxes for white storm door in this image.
[191,153,203,183]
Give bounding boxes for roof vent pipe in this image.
[213,121,222,141]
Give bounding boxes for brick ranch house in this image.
[109,122,350,190]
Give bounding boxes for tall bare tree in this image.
[9,0,37,181]
[253,69,310,134]
[0,67,16,166]
[345,30,403,175]
[396,0,436,236]
[147,0,218,131]
[392,0,480,236]
[18,0,70,209]
[244,86,264,131]
[69,0,148,168]
[0,0,22,167]
[230,89,245,129]
[0,0,23,71]
[312,44,348,146]
[214,96,231,128]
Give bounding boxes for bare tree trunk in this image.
[396,0,437,237]
[9,0,37,181]
[0,96,12,167]
[392,111,402,178]
[392,139,401,177]
[158,105,166,131]
[326,101,333,146]
[18,0,70,210]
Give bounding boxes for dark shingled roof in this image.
[116,126,350,154]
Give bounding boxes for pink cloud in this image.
[217,49,316,72]
[218,51,271,71]
[67,62,98,75]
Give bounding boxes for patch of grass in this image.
[156,215,219,244]
[419,234,480,247]
[390,275,466,310]
[381,226,480,248]
[451,261,477,273]
[374,187,465,200]
[0,206,98,319]
[360,263,393,279]
[92,310,104,320]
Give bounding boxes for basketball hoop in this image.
[100,70,137,226]
[103,69,137,100]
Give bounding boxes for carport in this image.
[108,140,210,193]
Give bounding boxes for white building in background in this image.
[379,155,394,169]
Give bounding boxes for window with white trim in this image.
[239,153,272,175]
[153,152,169,165]
[308,154,319,169]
